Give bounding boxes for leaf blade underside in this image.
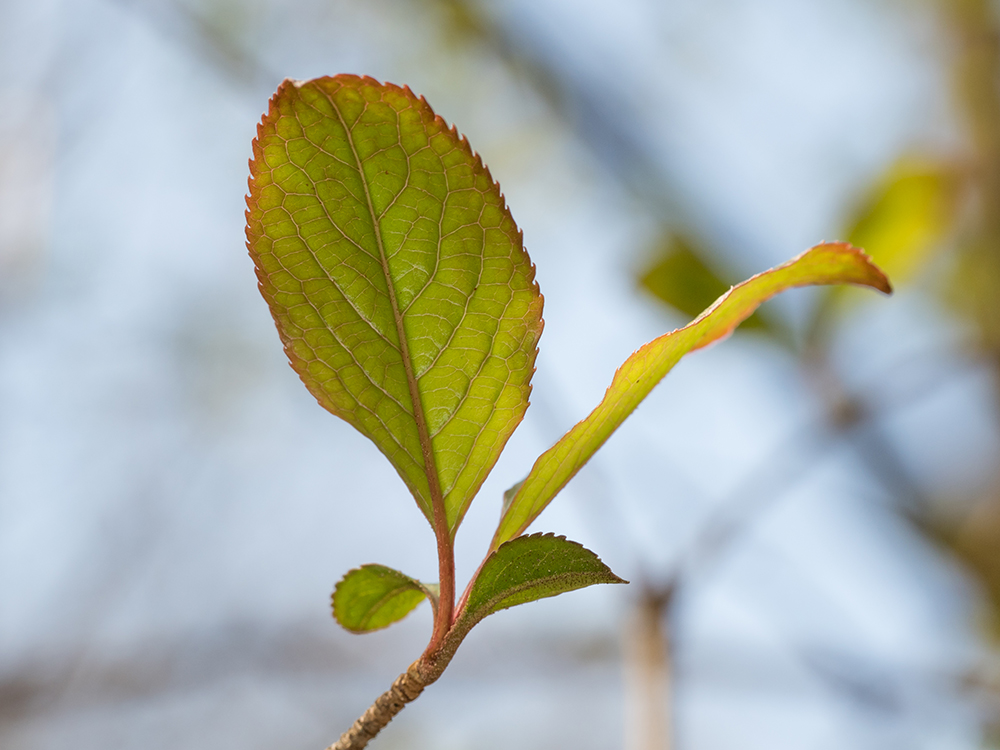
[246,75,543,534]
[492,242,892,550]
[332,564,436,633]
[455,533,625,632]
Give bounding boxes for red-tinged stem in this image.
[453,555,488,621]
[428,525,455,654]
[329,92,457,659]
[326,521,491,750]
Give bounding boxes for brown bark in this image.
[326,662,426,750]
[325,619,469,750]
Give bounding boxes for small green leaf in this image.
[455,533,625,629]
[246,75,544,534]
[332,564,436,633]
[492,242,892,550]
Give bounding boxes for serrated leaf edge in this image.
[455,532,626,631]
[245,74,545,535]
[332,563,437,634]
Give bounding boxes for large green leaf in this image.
[491,242,891,550]
[332,564,437,633]
[246,75,544,534]
[454,533,625,631]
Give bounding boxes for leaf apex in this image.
[276,77,310,97]
[843,241,894,295]
[516,532,629,584]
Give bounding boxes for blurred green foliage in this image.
[639,232,774,335]
[846,157,958,284]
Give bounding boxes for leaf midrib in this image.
[327,91,446,525]
[469,545,573,615]
[358,583,419,629]
[466,570,595,625]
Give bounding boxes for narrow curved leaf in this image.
[332,564,437,633]
[454,533,625,631]
[246,75,544,534]
[491,242,892,550]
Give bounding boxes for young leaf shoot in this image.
[245,74,892,750]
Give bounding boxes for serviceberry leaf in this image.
[246,75,544,535]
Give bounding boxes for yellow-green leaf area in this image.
[246,75,543,533]
[492,243,892,550]
[332,564,433,633]
[457,533,626,629]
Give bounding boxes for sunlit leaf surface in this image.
[332,564,436,633]
[246,75,544,533]
[456,533,625,628]
[492,242,892,549]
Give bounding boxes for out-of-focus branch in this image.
[107,0,280,90]
[623,586,674,750]
[614,342,985,750]
[431,0,686,221]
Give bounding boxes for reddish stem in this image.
[427,526,455,655]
